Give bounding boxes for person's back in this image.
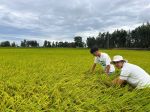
[121,63,150,89]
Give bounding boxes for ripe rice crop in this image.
[0,48,150,112]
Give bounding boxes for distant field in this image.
[0,48,150,112]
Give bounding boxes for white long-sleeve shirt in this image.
[120,63,150,89]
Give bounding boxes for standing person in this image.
[112,55,150,89]
[90,47,115,75]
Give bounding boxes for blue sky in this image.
[0,0,150,45]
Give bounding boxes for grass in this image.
[0,48,150,112]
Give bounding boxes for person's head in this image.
[90,47,100,56]
[111,55,126,69]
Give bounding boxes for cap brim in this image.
[111,60,127,64]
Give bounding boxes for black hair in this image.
[90,46,99,54]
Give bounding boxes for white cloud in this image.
[0,0,150,45]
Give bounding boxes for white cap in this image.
[112,55,126,63]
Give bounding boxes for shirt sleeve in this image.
[105,54,111,66]
[94,57,98,63]
[120,69,130,80]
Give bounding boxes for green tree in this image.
[74,36,83,47]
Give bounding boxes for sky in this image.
[0,0,150,45]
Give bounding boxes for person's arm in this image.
[112,76,126,86]
[105,65,110,75]
[90,57,98,73]
[91,63,96,73]
[113,67,130,86]
[104,54,112,75]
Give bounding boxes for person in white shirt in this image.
[90,47,115,75]
[112,55,150,89]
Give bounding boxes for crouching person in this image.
[90,47,115,75]
[112,55,150,89]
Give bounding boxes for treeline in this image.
[0,40,39,47]
[43,36,86,48]
[0,23,150,48]
[0,36,85,48]
[0,41,17,47]
[87,22,150,48]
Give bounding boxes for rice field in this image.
[0,48,150,112]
